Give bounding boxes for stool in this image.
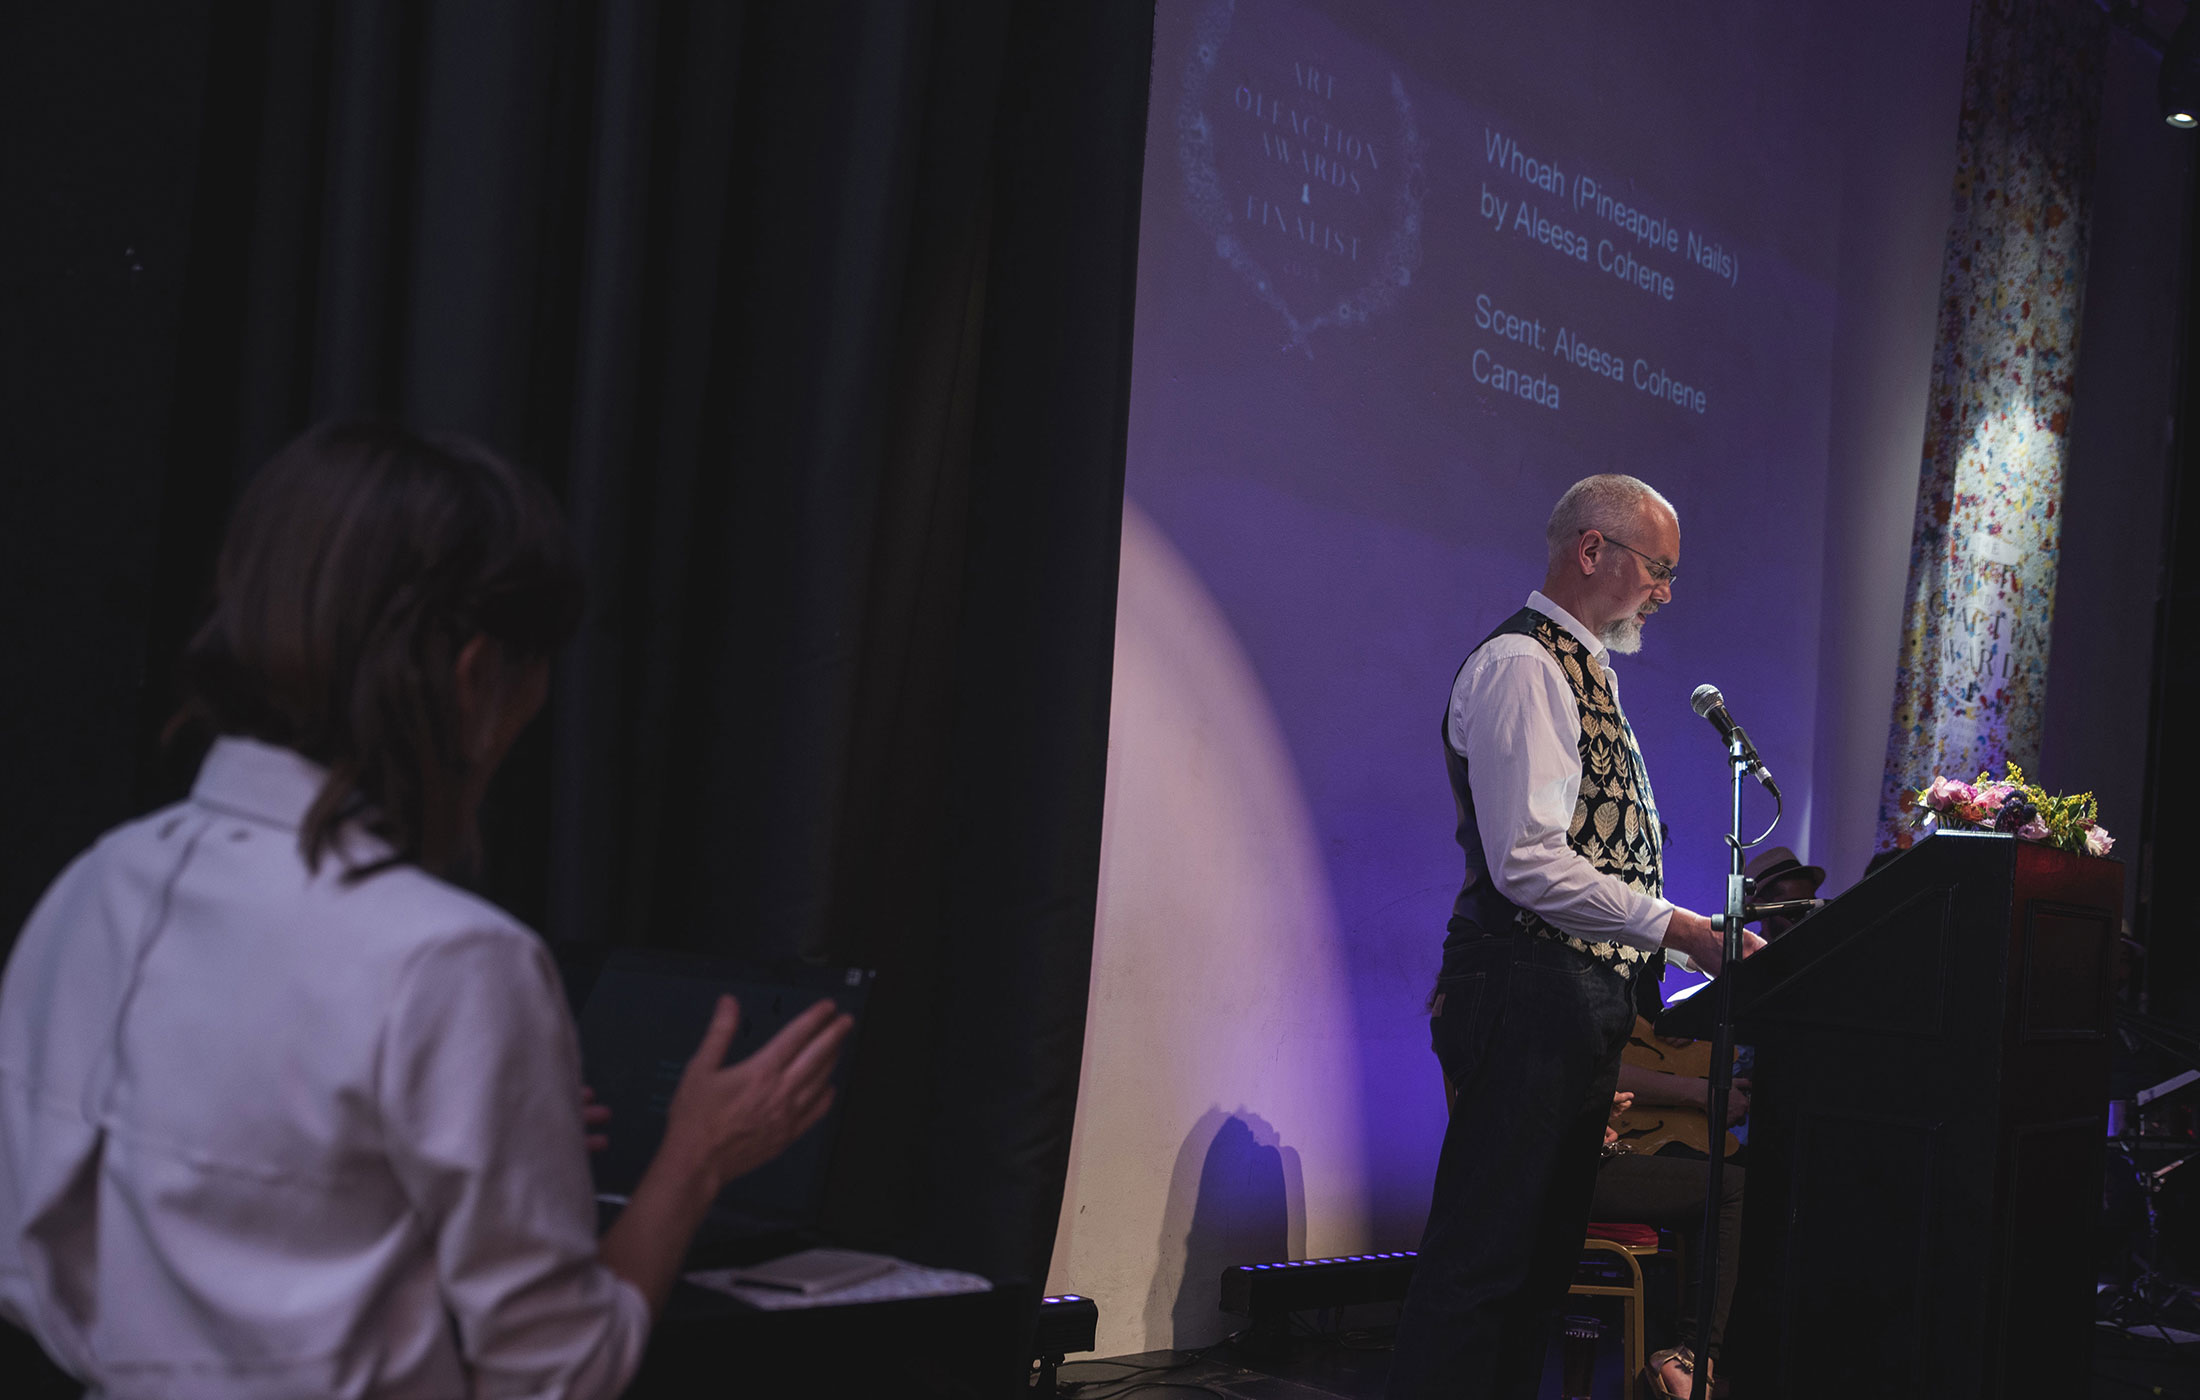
[1570,1233,1660,1396]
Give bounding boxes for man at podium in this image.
[1388,474,1762,1399]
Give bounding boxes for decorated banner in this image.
[1878,0,2107,849]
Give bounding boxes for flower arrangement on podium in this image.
[1911,763,2113,857]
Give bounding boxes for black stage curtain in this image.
[2140,159,2200,1030]
[0,0,1151,1333]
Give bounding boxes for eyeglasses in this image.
[1597,534,1677,586]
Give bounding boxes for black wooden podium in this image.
[1658,831,2121,1398]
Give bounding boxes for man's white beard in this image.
[1600,616,1645,655]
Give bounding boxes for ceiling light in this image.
[2165,11,2200,129]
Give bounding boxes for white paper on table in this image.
[685,1257,993,1311]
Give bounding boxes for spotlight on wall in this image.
[2165,10,2200,128]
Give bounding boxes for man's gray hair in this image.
[1545,474,1676,561]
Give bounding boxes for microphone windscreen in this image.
[1691,683,1724,718]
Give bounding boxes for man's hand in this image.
[1715,1076,1753,1127]
[1603,1089,1634,1149]
[658,996,855,1196]
[1661,909,1766,977]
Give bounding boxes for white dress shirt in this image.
[1447,591,1676,951]
[0,738,648,1399]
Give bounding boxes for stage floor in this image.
[1056,1324,2200,1400]
[1056,1340,1391,1400]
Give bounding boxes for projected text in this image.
[1471,124,1738,416]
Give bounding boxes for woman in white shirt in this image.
[0,422,851,1399]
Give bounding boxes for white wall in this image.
[1047,503,1369,1357]
[1804,0,1974,895]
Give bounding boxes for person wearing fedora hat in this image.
[1741,846,1825,940]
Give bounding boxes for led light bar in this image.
[1219,1251,1419,1316]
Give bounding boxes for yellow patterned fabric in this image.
[1520,615,1663,971]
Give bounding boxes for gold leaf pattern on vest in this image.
[1515,616,1663,971]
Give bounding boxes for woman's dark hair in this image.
[176,421,583,876]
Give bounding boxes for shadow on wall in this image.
[1047,499,1366,1358]
[1146,1108,1307,1348]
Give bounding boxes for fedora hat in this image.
[1744,845,1825,891]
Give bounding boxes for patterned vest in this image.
[1443,607,1664,974]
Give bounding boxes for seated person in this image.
[1741,846,1825,940]
[1595,1054,1747,1398]
[1597,847,1824,1394]
[0,423,853,1398]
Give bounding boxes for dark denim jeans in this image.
[1386,927,1639,1399]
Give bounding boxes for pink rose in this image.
[2086,825,2115,858]
[1922,776,1972,811]
[1974,784,2011,817]
[2017,819,2050,842]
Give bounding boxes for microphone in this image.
[1691,684,1779,798]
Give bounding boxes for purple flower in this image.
[2016,818,2050,843]
[1995,796,2039,833]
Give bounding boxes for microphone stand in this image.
[1690,723,1767,1385]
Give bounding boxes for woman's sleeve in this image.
[378,927,650,1400]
